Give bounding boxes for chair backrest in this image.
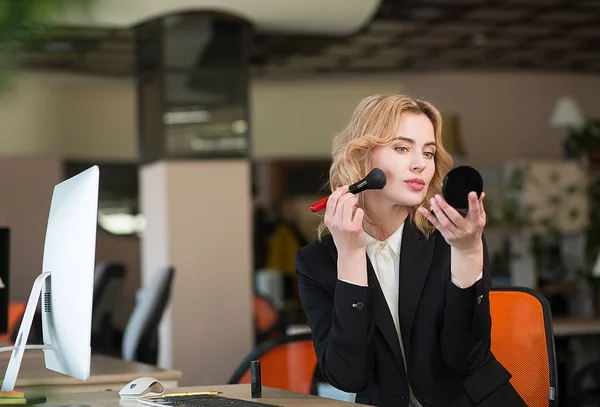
[253,294,283,343]
[253,295,279,332]
[122,266,174,364]
[0,301,26,343]
[228,333,317,394]
[92,262,126,334]
[490,287,557,407]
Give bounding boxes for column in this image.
[136,12,253,386]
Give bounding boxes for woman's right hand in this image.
[324,186,367,256]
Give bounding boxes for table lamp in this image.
[550,97,587,158]
[550,97,586,131]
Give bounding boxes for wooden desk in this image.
[43,384,357,407]
[552,317,600,337]
[0,352,182,394]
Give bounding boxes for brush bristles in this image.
[365,168,386,190]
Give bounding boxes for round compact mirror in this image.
[441,166,484,212]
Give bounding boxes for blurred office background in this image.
[0,0,600,405]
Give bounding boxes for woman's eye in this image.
[424,151,435,158]
[395,147,408,153]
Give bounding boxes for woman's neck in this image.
[363,198,410,241]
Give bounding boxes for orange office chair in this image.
[228,332,318,395]
[490,287,558,407]
[253,294,284,344]
[0,301,26,344]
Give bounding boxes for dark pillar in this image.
[135,13,252,163]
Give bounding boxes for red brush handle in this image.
[310,196,329,212]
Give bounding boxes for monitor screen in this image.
[0,228,9,335]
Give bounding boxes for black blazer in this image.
[296,221,526,407]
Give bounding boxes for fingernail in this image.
[470,192,476,199]
[435,194,443,202]
[430,198,436,207]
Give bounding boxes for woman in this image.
[296,94,525,406]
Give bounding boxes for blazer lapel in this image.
[399,223,435,357]
[365,256,405,372]
[324,237,407,376]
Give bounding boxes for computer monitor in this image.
[0,165,99,392]
[0,228,9,335]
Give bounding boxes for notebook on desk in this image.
[0,395,46,405]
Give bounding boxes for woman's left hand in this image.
[418,191,486,254]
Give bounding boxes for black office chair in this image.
[91,262,126,354]
[122,266,174,365]
[565,362,600,406]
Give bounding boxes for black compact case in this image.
[441,166,483,213]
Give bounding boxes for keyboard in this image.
[164,394,283,407]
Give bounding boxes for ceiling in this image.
[17,0,600,77]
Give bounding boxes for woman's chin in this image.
[391,195,426,208]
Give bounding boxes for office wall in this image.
[4,71,599,170]
[251,72,600,169]
[251,77,407,159]
[0,157,62,301]
[60,76,137,161]
[0,73,137,161]
[0,76,63,157]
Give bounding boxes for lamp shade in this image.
[549,97,586,131]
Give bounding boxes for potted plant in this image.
[565,120,600,165]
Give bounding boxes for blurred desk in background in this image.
[0,352,182,394]
[553,317,600,336]
[552,316,600,400]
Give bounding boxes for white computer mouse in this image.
[119,376,165,399]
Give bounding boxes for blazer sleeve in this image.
[296,248,375,393]
[440,233,492,374]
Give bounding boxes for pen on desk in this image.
[143,391,221,400]
[162,391,221,397]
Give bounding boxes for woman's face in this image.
[368,113,437,208]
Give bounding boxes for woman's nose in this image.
[411,155,426,172]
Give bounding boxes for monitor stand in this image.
[0,272,53,392]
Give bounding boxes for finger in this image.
[334,193,355,224]
[479,192,486,220]
[342,195,358,225]
[466,191,481,222]
[352,208,365,232]
[434,194,466,228]
[419,207,438,227]
[431,197,460,234]
[419,207,453,237]
[325,186,348,224]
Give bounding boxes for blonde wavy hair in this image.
[317,94,454,239]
